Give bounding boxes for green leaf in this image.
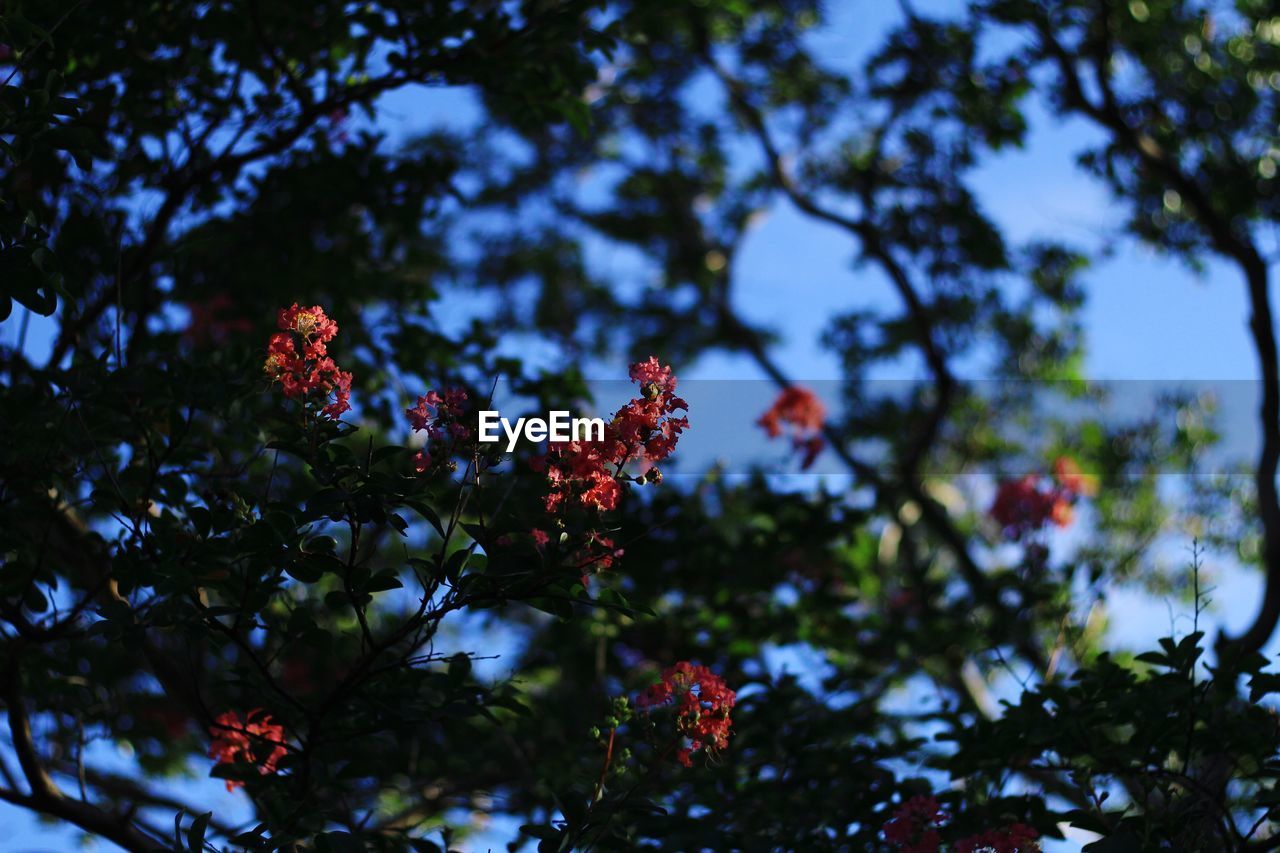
[520,824,562,842]
[1250,672,1280,703]
[188,507,212,538]
[405,499,446,538]
[444,548,470,583]
[187,811,211,853]
[285,560,324,583]
[1065,808,1113,836]
[316,832,364,853]
[365,570,403,592]
[371,444,407,466]
[23,584,48,614]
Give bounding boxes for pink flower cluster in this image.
[954,824,1040,853]
[882,797,1039,852]
[989,456,1094,541]
[208,709,288,792]
[636,661,736,767]
[989,475,1071,540]
[525,526,623,587]
[535,357,688,514]
[757,386,826,469]
[264,304,352,420]
[570,530,624,586]
[1053,456,1098,497]
[988,450,1100,537]
[883,796,948,853]
[405,388,470,473]
[186,293,251,345]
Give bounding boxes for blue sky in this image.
[3,1,1275,850]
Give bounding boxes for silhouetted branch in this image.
[3,659,156,852]
[1032,14,1280,657]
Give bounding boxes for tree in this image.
[2,0,1280,850]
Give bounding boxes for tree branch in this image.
[709,56,956,477]
[3,659,157,851]
[1033,16,1280,657]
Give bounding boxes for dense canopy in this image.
[4,0,1280,850]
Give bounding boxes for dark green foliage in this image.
[2,1,1280,850]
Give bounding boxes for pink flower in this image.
[264,304,352,420]
[636,661,735,767]
[571,531,623,585]
[1053,455,1098,497]
[186,293,251,345]
[954,823,1040,852]
[277,303,338,342]
[990,474,1074,540]
[882,796,949,852]
[628,356,677,394]
[538,358,687,515]
[758,387,826,470]
[405,388,470,474]
[208,709,288,792]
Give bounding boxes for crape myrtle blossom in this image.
[534,357,688,515]
[757,385,826,470]
[882,797,1039,852]
[988,475,1069,540]
[404,388,470,474]
[883,796,948,853]
[185,292,251,345]
[571,530,624,587]
[636,661,735,768]
[208,709,289,792]
[1053,455,1098,497]
[263,303,352,420]
[521,525,621,587]
[954,824,1040,852]
[989,454,1097,541]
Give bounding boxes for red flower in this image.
[882,796,949,852]
[531,528,551,550]
[571,531,624,585]
[140,705,189,739]
[320,368,352,420]
[1050,496,1074,527]
[406,389,469,437]
[185,293,251,345]
[208,709,288,792]
[636,661,735,766]
[954,823,1040,852]
[1053,455,1098,497]
[538,358,687,515]
[278,658,316,696]
[757,386,826,470]
[278,303,339,342]
[264,304,352,420]
[989,474,1074,540]
[629,356,677,394]
[405,388,470,474]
